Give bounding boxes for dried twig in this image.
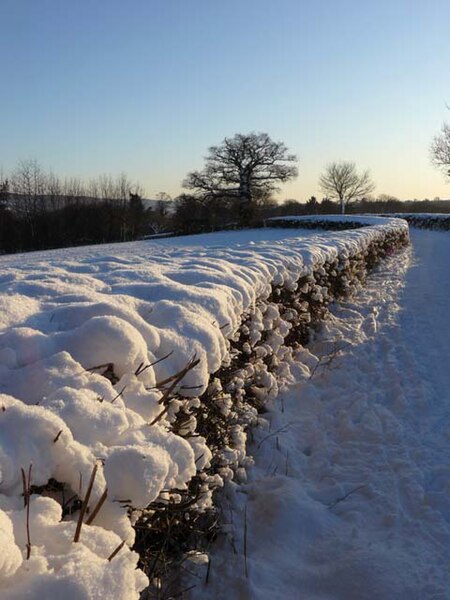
[20,468,28,509]
[328,484,367,510]
[170,584,197,598]
[308,339,351,380]
[53,429,63,443]
[205,556,211,584]
[74,463,98,542]
[21,464,32,559]
[107,539,126,561]
[85,487,108,525]
[243,504,248,578]
[110,385,127,404]
[134,361,145,376]
[135,351,174,376]
[148,356,200,427]
[86,362,113,373]
[257,423,292,449]
[153,355,200,395]
[179,384,203,390]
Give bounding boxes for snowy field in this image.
[190,228,450,599]
[0,216,419,598]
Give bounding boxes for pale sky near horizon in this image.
[1,0,450,201]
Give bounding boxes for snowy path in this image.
[193,229,450,600]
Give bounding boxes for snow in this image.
[0,395,103,499]
[1,497,148,600]
[188,228,450,599]
[388,213,450,230]
[392,212,449,218]
[0,216,408,597]
[267,214,388,225]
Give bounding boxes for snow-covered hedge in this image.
[264,215,371,230]
[0,216,408,598]
[387,213,450,230]
[268,213,450,231]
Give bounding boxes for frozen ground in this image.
[191,228,450,600]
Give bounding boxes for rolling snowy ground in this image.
[189,228,450,600]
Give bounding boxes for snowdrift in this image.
[0,216,408,598]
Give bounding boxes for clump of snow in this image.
[0,509,22,581]
[0,394,102,498]
[0,496,148,599]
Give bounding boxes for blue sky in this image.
[1,0,450,200]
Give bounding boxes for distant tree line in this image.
[271,195,450,218]
[0,160,172,254]
[170,193,450,236]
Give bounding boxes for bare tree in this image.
[45,171,63,211]
[305,195,319,215]
[10,159,47,241]
[155,193,172,217]
[155,192,171,202]
[0,160,150,252]
[319,161,375,214]
[184,132,298,224]
[431,121,450,179]
[0,175,9,208]
[63,177,86,203]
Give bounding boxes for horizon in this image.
[2,164,449,204]
[2,0,450,201]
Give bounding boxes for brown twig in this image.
[170,585,197,598]
[20,467,28,509]
[148,356,200,427]
[85,487,108,525]
[74,463,98,542]
[21,464,32,559]
[135,350,174,376]
[257,423,292,449]
[134,361,145,376]
[327,484,367,510]
[244,504,248,578]
[179,384,203,390]
[107,539,126,561]
[205,556,211,584]
[86,362,113,373]
[158,356,200,405]
[308,339,351,380]
[110,385,127,404]
[53,429,63,443]
[151,355,200,394]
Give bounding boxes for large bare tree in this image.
[319,161,375,214]
[183,132,298,224]
[431,122,450,179]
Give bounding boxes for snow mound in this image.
[0,496,148,599]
